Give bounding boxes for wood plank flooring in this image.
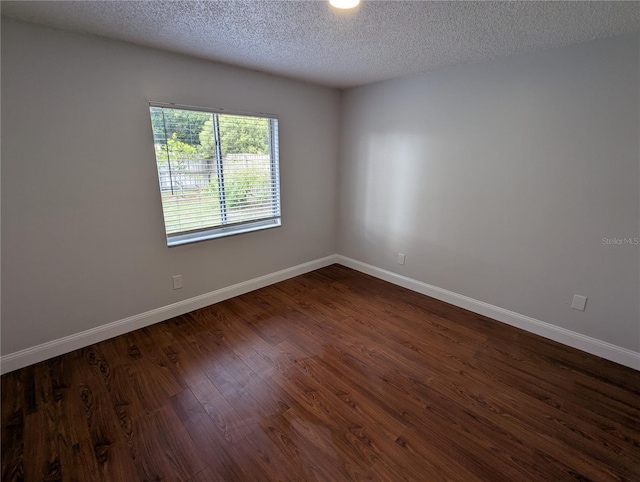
[2,264,640,481]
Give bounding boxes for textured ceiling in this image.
[2,1,640,88]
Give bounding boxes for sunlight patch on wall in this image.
[360,132,432,252]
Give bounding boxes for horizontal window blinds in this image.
[149,104,281,245]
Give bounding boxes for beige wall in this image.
[3,18,638,359]
[1,19,340,354]
[338,33,640,351]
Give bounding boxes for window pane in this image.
[149,104,281,245]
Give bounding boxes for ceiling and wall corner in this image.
[2,1,639,88]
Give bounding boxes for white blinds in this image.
[149,104,281,245]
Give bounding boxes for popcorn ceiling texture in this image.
[2,1,639,88]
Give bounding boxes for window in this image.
[149,103,281,246]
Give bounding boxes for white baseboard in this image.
[3,253,638,374]
[336,255,640,371]
[0,255,338,375]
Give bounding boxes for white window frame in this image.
[149,102,281,247]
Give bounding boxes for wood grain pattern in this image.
[2,265,639,481]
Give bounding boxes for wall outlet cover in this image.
[172,275,183,290]
[571,295,587,311]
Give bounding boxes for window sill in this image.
[167,218,281,247]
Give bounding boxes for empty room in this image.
[1,1,639,480]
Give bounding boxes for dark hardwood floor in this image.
[2,264,640,481]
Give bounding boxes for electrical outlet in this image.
[571,295,587,311]
[397,253,406,265]
[172,275,183,290]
